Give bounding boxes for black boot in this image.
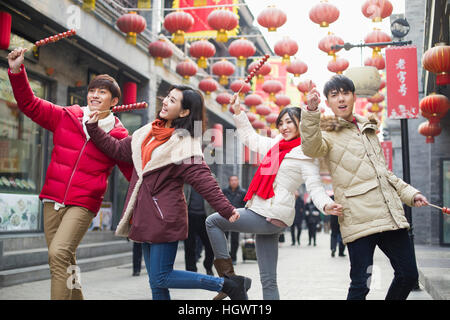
[221,275,252,300]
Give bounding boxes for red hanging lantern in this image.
[252,119,266,130]
[265,113,279,129]
[262,80,283,101]
[286,59,308,77]
[364,28,392,53]
[189,39,216,69]
[297,80,316,103]
[422,43,450,86]
[418,121,442,143]
[256,104,272,121]
[198,78,218,96]
[246,112,257,123]
[367,92,384,111]
[257,5,287,32]
[309,0,340,28]
[148,39,173,67]
[245,94,264,113]
[116,12,147,45]
[364,53,385,70]
[275,94,291,109]
[176,60,198,82]
[274,37,298,65]
[207,9,238,42]
[248,60,272,83]
[123,82,137,105]
[216,92,232,112]
[318,32,344,57]
[419,93,450,123]
[211,124,223,148]
[228,38,256,67]
[367,103,384,114]
[163,11,194,45]
[230,79,251,99]
[361,0,393,22]
[379,79,386,90]
[327,57,349,74]
[0,12,12,50]
[212,59,235,85]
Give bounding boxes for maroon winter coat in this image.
[86,121,235,243]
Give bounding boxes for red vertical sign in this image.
[381,141,393,171]
[385,46,419,119]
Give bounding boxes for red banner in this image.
[173,0,239,37]
[381,141,393,171]
[385,46,419,119]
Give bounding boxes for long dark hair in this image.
[158,85,206,137]
[275,106,301,130]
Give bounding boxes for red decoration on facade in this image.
[212,59,235,85]
[361,0,393,22]
[123,82,137,105]
[262,80,283,101]
[116,12,147,45]
[198,78,218,95]
[189,39,216,69]
[309,1,340,28]
[257,5,287,32]
[176,60,198,81]
[422,43,450,86]
[163,11,194,45]
[274,37,299,65]
[148,39,173,66]
[207,9,238,42]
[380,141,393,171]
[228,38,256,67]
[286,59,308,77]
[419,93,450,123]
[211,123,223,148]
[418,121,442,143]
[0,11,12,50]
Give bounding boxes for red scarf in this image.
[141,119,174,169]
[244,137,301,201]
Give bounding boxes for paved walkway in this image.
[0,230,433,300]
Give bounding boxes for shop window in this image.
[0,66,45,232]
[442,160,450,245]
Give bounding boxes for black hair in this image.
[276,106,301,130]
[88,74,121,100]
[158,85,206,137]
[323,74,355,98]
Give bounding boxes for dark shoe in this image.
[206,269,214,276]
[212,258,235,300]
[291,243,295,246]
[339,253,346,257]
[331,250,336,257]
[222,275,252,300]
[232,259,237,266]
[132,271,140,276]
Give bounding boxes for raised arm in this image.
[7,48,64,132]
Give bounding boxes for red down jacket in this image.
[8,66,133,215]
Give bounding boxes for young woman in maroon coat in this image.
[86,86,251,300]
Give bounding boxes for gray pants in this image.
[206,208,284,300]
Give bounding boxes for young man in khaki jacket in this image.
[300,75,429,300]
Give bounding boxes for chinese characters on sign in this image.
[385,46,419,119]
[381,141,393,171]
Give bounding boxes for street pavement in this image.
[0,229,433,300]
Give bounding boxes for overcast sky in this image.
[244,0,406,108]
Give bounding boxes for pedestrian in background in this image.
[301,74,429,300]
[222,175,247,265]
[87,85,250,300]
[330,214,346,257]
[132,242,143,276]
[305,197,321,246]
[290,190,304,246]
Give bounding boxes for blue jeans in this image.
[346,229,419,300]
[142,241,224,300]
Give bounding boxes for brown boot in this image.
[213,258,236,300]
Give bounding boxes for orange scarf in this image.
[141,119,174,169]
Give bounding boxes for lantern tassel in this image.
[173,30,185,45]
[126,32,137,45]
[216,30,228,43]
[197,57,208,69]
[155,57,164,67]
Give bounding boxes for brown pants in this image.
[43,202,94,300]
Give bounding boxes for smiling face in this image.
[159,89,190,127]
[87,87,118,114]
[277,112,300,141]
[325,88,356,122]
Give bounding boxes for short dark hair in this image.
[276,106,301,130]
[159,85,206,137]
[88,74,121,100]
[323,74,355,98]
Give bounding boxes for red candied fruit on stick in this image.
[444,207,450,214]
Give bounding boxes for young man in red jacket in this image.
[7,48,133,300]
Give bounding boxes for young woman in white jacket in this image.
[206,94,343,300]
